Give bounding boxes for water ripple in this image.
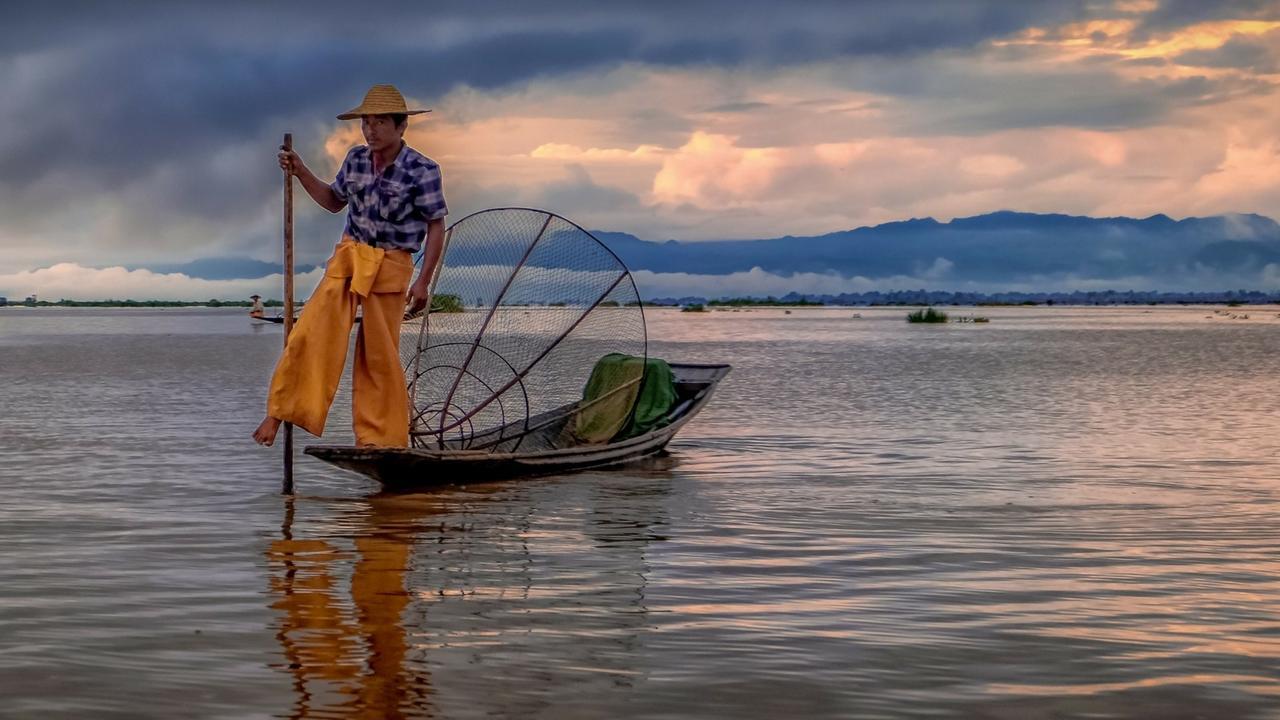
[4,307,1280,717]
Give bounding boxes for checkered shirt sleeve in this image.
[413,164,448,221]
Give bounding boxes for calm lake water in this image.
[3,305,1280,719]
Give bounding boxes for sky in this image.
[2,0,1279,300]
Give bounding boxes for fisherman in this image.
[249,294,265,319]
[253,84,447,448]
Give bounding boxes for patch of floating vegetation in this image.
[906,307,990,324]
[906,307,948,323]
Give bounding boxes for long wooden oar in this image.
[282,133,296,495]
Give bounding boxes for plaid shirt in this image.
[330,143,447,253]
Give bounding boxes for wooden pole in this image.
[282,133,295,495]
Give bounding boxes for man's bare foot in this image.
[253,416,283,446]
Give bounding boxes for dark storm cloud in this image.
[1,1,1094,60]
[0,31,638,185]
[0,0,1104,265]
[2,0,1271,268]
[842,57,1270,135]
[1174,34,1280,73]
[0,1,1093,189]
[1136,0,1280,31]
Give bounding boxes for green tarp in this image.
[573,354,677,444]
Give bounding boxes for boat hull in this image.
[305,363,728,489]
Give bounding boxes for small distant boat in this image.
[252,312,359,325]
[254,308,423,324]
[307,362,729,489]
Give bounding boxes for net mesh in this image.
[398,208,647,452]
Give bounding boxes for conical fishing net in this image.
[398,208,647,452]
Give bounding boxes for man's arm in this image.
[406,218,446,315]
[278,149,347,213]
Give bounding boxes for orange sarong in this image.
[266,238,415,447]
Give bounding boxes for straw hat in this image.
[337,84,429,120]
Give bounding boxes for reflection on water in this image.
[5,307,1280,718]
[268,495,431,719]
[266,476,669,719]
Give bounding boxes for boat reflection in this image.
[265,472,673,718]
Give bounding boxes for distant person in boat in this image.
[253,84,448,448]
[249,294,265,319]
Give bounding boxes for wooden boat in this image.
[305,362,729,489]
[300,208,728,489]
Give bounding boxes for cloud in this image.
[8,240,1280,304]
[1173,32,1280,72]
[0,264,325,302]
[0,3,1094,228]
[530,143,667,162]
[920,257,955,280]
[3,0,1280,284]
[1137,0,1280,32]
[704,101,772,113]
[652,132,787,207]
[843,53,1271,134]
[632,264,1280,298]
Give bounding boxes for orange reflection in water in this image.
[263,477,671,717]
[266,497,434,720]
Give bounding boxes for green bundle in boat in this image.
[574,354,677,444]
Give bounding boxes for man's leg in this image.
[255,274,359,445]
[351,288,411,447]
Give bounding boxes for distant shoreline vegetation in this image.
[6,290,1280,308]
[707,297,825,307]
[0,293,468,312]
[645,289,1280,307]
[0,299,286,308]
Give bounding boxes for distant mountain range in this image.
[595,211,1280,281]
[133,211,1280,287]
